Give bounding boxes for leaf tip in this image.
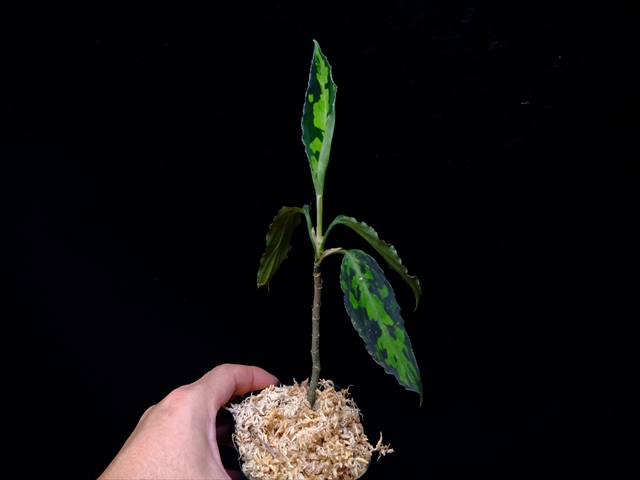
[257,280,271,291]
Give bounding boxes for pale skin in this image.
[99,364,279,480]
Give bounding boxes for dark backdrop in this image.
[4,1,634,478]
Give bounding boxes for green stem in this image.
[315,193,324,256]
[307,262,322,406]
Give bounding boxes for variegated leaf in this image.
[340,249,423,404]
[301,40,337,194]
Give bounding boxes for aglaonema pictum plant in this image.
[257,40,423,407]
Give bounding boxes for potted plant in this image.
[229,40,422,480]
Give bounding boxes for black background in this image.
[4,1,635,478]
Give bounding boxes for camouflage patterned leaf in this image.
[257,206,309,288]
[340,249,423,403]
[326,215,421,310]
[302,40,337,194]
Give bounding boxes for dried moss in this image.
[228,380,392,480]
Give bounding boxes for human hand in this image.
[99,363,279,479]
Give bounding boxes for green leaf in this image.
[257,206,308,288]
[340,249,423,403]
[325,215,421,310]
[302,40,337,195]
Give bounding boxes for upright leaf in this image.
[302,40,337,194]
[340,249,423,404]
[326,215,421,310]
[257,206,309,288]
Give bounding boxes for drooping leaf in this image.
[302,40,337,194]
[340,249,423,404]
[257,206,310,288]
[325,215,421,310]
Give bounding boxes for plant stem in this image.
[307,262,322,407]
[315,193,323,253]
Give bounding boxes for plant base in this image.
[228,379,392,480]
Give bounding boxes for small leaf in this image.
[300,204,316,258]
[302,40,337,194]
[340,249,423,403]
[326,215,421,310]
[257,206,307,288]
